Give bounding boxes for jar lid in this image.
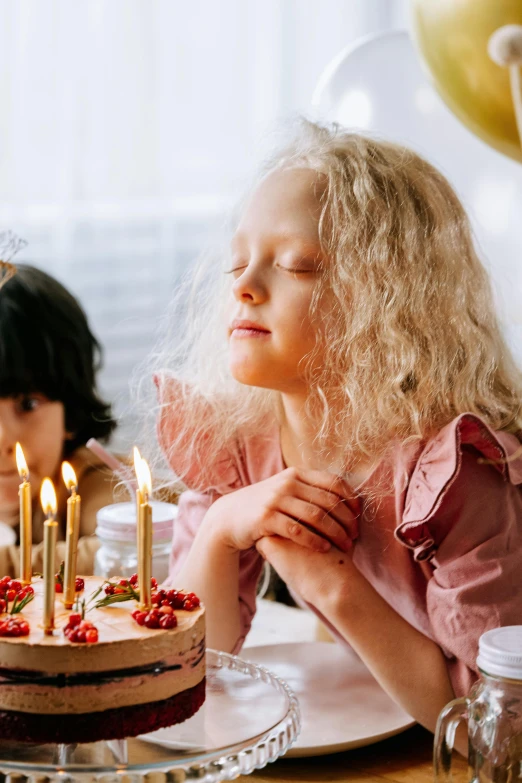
[95,501,176,543]
[477,626,522,681]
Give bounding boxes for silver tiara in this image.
[0,230,27,288]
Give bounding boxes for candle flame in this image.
[40,478,57,517]
[61,461,78,492]
[133,446,142,475]
[15,443,28,480]
[134,454,152,498]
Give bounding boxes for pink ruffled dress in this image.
[158,381,522,698]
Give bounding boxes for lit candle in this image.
[133,446,143,592]
[61,462,81,610]
[40,479,58,635]
[134,453,152,611]
[15,443,32,585]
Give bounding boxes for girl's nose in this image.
[231,264,268,304]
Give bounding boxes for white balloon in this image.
[312,31,522,364]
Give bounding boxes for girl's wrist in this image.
[202,500,238,554]
[310,557,366,617]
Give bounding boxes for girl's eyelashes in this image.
[224,260,320,275]
[15,394,44,414]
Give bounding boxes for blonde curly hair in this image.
[142,120,522,486]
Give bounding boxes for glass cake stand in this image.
[0,650,301,783]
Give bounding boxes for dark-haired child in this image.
[0,263,126,575]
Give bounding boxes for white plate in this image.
[244,641,415,757]
[0,523,16,547]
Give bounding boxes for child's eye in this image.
[16,395,41,414]
[224,263,248,277]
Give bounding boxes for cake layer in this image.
[0,678,206,744]
[0,576,205,674]
[0,639,204,714]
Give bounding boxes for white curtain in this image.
[0,0,407,446]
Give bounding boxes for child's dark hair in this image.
[0,264,116,453]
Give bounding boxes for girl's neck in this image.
[279,394,343,473]
[279,393,378,484]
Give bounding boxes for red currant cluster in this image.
[152,588,200,612]
[63,614,99,644]
[55,576,85,594]
[130,589,200,630]
[104,574,157,596]
[0,616,30,637]
[0,577,34,612]
[132,606,177,629]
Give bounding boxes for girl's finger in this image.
[277,496,352,553]
[291,468,362,517]
[261,510,332,553]
[293,480,359,539]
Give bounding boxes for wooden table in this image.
[235,725,468,783]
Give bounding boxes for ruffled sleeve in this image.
[155,374,265,647]
[396,413,522,696]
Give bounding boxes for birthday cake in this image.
[0,575,205,744]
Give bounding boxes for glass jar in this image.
[94,501,176,584]
[434,626,522,782]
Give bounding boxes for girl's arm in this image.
[317,561,456,732]
[175,508,243,653]
[256,536,467,753]
[173,467,358,653]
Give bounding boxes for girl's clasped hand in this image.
[207,467,360,555]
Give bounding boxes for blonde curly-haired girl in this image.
[151,120,522,734]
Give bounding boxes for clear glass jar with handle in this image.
[434,626,522,782]
[94,501,176,584]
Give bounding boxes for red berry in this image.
[133,611,147,626]
[75,629,86,643]
[0,599,5,614]
[151,577,158,588]
[104,584,115,595]
[144,612,160,629]
[159,605,174,615]
[9,581,21,592]
[113,587,126,595]
[85,629,98,643]
[129,573,138,586]
[55,583,63,594]
[6,589,15,602]
[159,614,177,629]
[75,577,85,592]
[118,579,128,587]
[0,617,30,637]
[68,613,82,627]
[0,576,10,587]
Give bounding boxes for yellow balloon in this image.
[411,0,522,163]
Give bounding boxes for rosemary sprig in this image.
[73,595,86,619]
[10,591,35,615]
[88,579,140,611]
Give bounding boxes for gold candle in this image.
[62,462,81,610]
[133,446,144,597]
[15,443,32,585]
[134,453,152,611]
[40,479,58,635]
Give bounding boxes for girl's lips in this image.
[231,328,271,339]
[230,319,271,338]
